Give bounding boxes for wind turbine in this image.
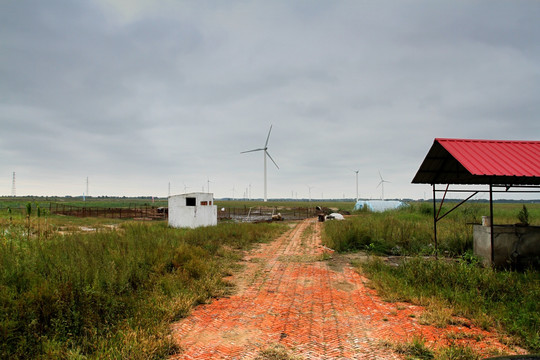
[241,125,279,202]
[206,177,213,194]
[352,170,359,202]
[306,185,314,202]
[377,171,391,200]
[183,182,190,193]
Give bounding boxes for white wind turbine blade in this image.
[266,150,279,169]
[241,148,265,154]
[378,170,391,183]
[264,125,273,148]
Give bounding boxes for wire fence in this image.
[1,203,318,222]
[49,203,167,220]
[218,206,318,222]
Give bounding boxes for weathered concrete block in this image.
[473,224,540,269]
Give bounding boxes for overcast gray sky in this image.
[1,0,539,200]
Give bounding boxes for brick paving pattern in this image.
[171,219,519,359]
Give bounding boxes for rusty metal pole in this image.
[489,183,494,266]
[432,184,438,260]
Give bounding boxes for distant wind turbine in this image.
[377,171,391,200]
[241,125,279,202]
[351,170,359,202]
[206,177,213,194]
[307,185,314,202]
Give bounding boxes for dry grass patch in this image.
[418,299,457,328]
[255,344,302,360]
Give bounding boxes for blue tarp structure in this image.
[354,200,406,212]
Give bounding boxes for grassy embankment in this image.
[323,202,540,353]
[0,211,286,359]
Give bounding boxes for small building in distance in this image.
[168,192,217,229]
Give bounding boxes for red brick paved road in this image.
[171,219,518,359]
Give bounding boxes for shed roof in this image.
[412,138,540,185]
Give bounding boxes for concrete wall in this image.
[168,192,217,229]
[473,224,540,268]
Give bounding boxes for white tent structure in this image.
[168,192,217,229]
[354,200,406,212]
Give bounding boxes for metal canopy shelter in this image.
[412,138,540,261]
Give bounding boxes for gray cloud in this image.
[1,1,539,199]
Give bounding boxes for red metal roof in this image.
[412,138,540,185]
[437,138,540,177]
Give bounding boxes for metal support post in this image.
[432,184,438,260]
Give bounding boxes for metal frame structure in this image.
[431,184,540,261]
[413,138,540,262]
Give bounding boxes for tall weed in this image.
[359,257,540,352]
[324,203,487,256]
[0,220,285,358]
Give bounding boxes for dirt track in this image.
[171,219,519,359]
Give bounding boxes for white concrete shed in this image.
[168,192,217,229]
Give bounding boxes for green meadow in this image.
[323,201,540,353]
[1,197,539,357]
[0,202,286,359]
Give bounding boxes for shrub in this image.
[517,205,530,225]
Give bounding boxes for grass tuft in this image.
[437,343,481,360]
[255,344,302,360]
[389,336,435,359]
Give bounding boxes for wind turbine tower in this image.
[377,171,391,200]
[86,177,89,197]
[241,125,279,202]
[353,170,359,202]
[11,172,16,197]
[307,185,314,202]
[207,177,213,194]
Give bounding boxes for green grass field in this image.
[1,197,539,357]
[0,196,355,212]
[0,207,287,359]
[324,201,540,255]
[322,202,540,353]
